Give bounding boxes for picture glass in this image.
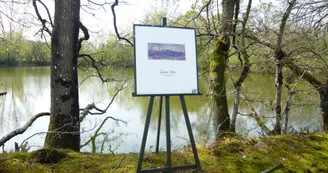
[134,25,198,95]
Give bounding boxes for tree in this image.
[0,0,128,151]
[43,0,81,151]
[211,0,235,135]
[230,0,252,133]
[246,0,328,133]
[273,0,296,135]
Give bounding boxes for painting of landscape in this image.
[148,43,186,60]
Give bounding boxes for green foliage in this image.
[0,31,50,66]
[96,36,133,67]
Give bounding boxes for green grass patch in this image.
[1,134,328,172]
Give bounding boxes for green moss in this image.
[210,36,229,79]
[1,134,328,172]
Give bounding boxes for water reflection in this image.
[0,67,321,153]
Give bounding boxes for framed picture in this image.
[133,25,199,96]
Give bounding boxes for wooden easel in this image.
[136,95,201,173]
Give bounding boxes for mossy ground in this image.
[1,134,328,173]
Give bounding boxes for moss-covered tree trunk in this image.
[44,0,81,151]
[211,36,230,135]
[211,0,235,136]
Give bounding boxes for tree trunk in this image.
[211,0,235,136]
[273,51,284,135]
[211,36,230,135]
[44,0,81,151]
[273,0,296,135]
[283,77,294,134]
[230,0,252,133]
[320,82,328,131]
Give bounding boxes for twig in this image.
[184,0,212,27]
[78,22,90,52]
[111,0,133,47]
[244,100,271,136]
[261,162,284,173]
[32,0,52,36]
[36,0,53,26]
[0,92,7,96]
[19,132,45,149]
[146,155,156,167]
[110,155,126,170]
[0,112,50,147]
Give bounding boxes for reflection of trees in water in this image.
[0,94,6,132]
[192,104,212,144]
[0,67,50,144]
[105,69,321,137]
[0,67,323,152]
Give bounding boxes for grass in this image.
[1,133,328,173]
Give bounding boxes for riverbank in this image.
[0,61,50,67]
[1,133,327,173]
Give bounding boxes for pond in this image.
[0,67,321,153]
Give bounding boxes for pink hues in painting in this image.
[148,43,185,60]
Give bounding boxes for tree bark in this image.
[273,0,296,135]
[283,77,294,134]
[211,0,235,136]
[44,0,81,151]
[221,0,235,36]
[319,82,328,131]
[211,36,230,135]
[230,0,252,133]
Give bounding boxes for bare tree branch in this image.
[0,112,50,147]
[78,22,90,52]
[36,0,53,27]
[1,83,126,148]
[184,0,212,27]
[80,115,126,152]
[0,92,7,96]
[245,100,271,136]
[32,0,51,36]
[110,155,126,170]
[111,0,133,47]
[79,54,118,83]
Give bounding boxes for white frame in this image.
[133,25,199,96]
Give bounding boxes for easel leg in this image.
[155,96,163,153]
[165,96,172,171]
[136,96,155,173]
[179,95,201,170]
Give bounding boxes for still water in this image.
[0,67,321,153]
